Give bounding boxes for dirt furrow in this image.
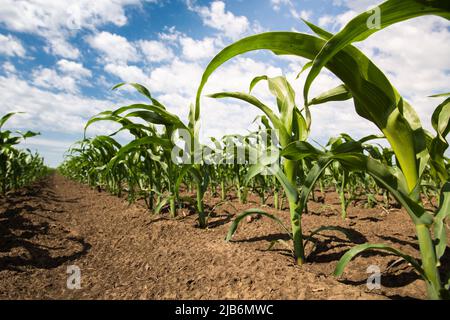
[1,174,436,299]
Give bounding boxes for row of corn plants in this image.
[60,0,449,299]
[0,112,49,195]
[194,0,450,299]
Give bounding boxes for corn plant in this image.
[207,75,309,263]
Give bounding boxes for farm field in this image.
[0,0,449,303]
[1,173,446,300]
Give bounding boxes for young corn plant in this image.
[208,75,314,264]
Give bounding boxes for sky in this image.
[0,0,449,167]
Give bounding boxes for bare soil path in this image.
[0,174,442,299]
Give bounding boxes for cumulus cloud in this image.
[319,10,357,31]
[30,59,92,94]
[57,59,92,79]
[45,37,81,60]
[2,62,17,74]
[0,0,158,59]
[179,36,218,61]
[332,0,380,12]
[86,31,140,63]
[104,63,150,84]
[138,40,174,63]
[270,0,312,21]
[0,73,114,133]
[0,34,26,57]
[187,1,250,40]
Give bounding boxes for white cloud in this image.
[0,0,142,33]
[32,68,79,94]
[148,58,202,96]
[297,10,313,21]
[188,1,249,40]
[270,0,312,21]
[179,37,218,61]
[2,62,16,74]
[332,0,380,12]
[0,73,115,134]
[158,26,183,42]
[86,31,139,63]
[138,40,174,63]
[317,10,357,31]
[57,59,92,79]
[271,0,290,12]
[318,15,334,28]
[45,37,81,59]
[21,137,74,150]
[0,0,157,59]
[104,63,150,85]
[31,59,92,94]
[0,34,26,57]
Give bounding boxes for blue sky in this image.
[0,0,449,167]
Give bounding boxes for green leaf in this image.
[20,131,40,139]
[305,225,359,249]
[333,153,433,226]
[113,82,152,101]
[267,164,298,204]
[155,197,170,215]
[249,75,268,93]
[225,208,291,242]
[281,141,324,161]
[0,112,23,130]
[304,0,450,104]
[434,183,450,261]
[429,92,450,98]
[295,61,313,79]
[295,157,335,218]
[429,97,450,183]
[208,91,290,146]
[308,84,352,107]
[107,136,171,170]
[302,19,333,40]
[334,243,424,279]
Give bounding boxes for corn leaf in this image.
[334,243,424,278]
[225,208,291,242]
[304,0,450,104]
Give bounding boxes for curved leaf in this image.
[225,208,291,242]
[334,243,424,278]
[304,0,450,104]
[308,84,352,107]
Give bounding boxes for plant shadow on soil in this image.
[0,179,91,273]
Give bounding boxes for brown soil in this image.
[0,174,447,300]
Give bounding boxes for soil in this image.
[0,173,448,300]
